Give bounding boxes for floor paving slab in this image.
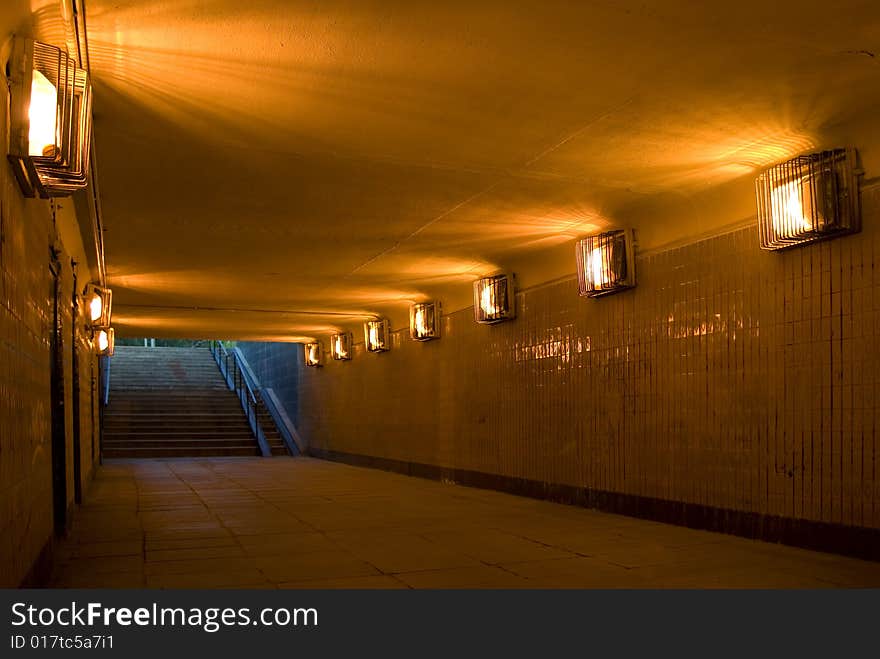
[48,457,880,589]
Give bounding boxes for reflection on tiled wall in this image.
[300,185,880,531]
[238,342,301,425]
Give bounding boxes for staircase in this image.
[255,396,289,456]
[103,346,265,458]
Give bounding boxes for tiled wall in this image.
[0,62,100,586]
[0,165,55,586]
[299,184,880,534]
[237,342,301,425]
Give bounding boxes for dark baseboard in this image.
[18,536,54,588]
[308,447,880,563]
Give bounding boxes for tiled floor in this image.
[50,458,880,589]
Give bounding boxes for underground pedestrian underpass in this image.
[2,1,880,589]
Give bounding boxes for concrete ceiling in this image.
[85,0,880,340]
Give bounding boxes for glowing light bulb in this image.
[414,308,427,337]
[589,246,606,288]
[97,330,109,352]
[334,335,347,359]
[28,69,58,157]
[479,284,498,317]
[368,324,379,350]
[771,179,813,238]
[89,294,103,322]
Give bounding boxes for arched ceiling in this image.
[85,0,880,340]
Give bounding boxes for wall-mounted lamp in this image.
[410,301,441,341]
[83,283,112,328]
[576,229,636,297]
[95,328,114,356]
[473,274,515,324]
[6,38,93,198]
[304,342,323,367]
[331,332,352,360]
[756,148,861,250]
[364,318,390,353]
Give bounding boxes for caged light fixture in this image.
[364,318,390,353]
[410,301,441,341]
[756,148,862,250]
[331,332,353,360]
[6,38,93,198]
[95,328,114,356]
[304,342,324,368]
[473,274,515,324]
[576,229,636,297]
[83,283,112,328]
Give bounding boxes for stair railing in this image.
[209,341,271,457]
[101,355,112,406]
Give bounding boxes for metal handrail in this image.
[231,347,261,398]
[101,355,112,405]
[209,341,271,457]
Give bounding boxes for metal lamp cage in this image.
[95,328,115,356]
[473,274,515,324]
[364,318,390,353]
[304,342,324,367]
[756,148,861,251]
[83,283,112,328]
[331,332,353,360]
[410,301,441,341]
[576,229,636,298]
[7,38,92,198]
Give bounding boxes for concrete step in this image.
[104,423,251,436]
[112,369,219,374]
[104,416,251,426]
[103,439,257,448]
[109,389,231,395]
[104,411,249,417]
[112,374,225,379]
[111,384,225,390]
[106,408,244,413]
[111,379,221,384]
[108,395,238,400]
[110,381,222,387]
[103,446,261,458]
[107,401,239,407]
[105,435,255,443]
[110,389,231,395]
[109,400,232,404]
[109,389,236,396]
[110,364,216,368]
[105,427,253,436]
[104,430,256,439]
[106,410,248,417]
[106,401,241,407]
[114,359,221,363]
[107,396,241,411]
[112,371,223,377]
[111,362,216,367]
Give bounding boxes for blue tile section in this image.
[236,342,301,426]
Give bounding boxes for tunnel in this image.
[1,0,880,593]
